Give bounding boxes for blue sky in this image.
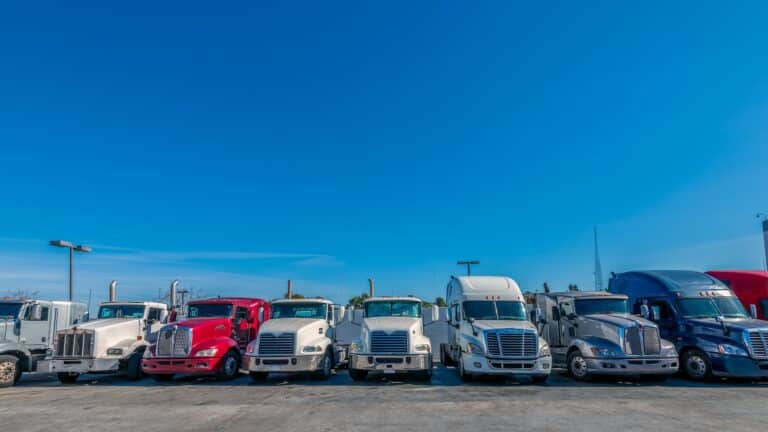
[1,2,767,306]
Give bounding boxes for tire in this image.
[567,350,592,382]
[348,368,368,381]
[217,350,241,381]
[458,354,473,382]
[150,374,174,382]
[313,350,333,380]
[57,372,80,384]
[125,351,144,381]
[681,349,712,381]
[531,374,549,384]
[249,372,268,383]
[0,355,21,388]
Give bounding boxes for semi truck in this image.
[0,299,87,387]
[707,270,768,320]
[609,270,768,380]
[51,290,169,383]
[348,296,435,381]
[534,290,678,381]
[142,297,270,381]
[441,276,551,383]
[246,298,345,381]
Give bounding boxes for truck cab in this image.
[246,298,345,382]
[348,296,434,381]
[609,270,768,380]
[442,276,551,383]
[707,270,768,320]
[142,297,269,381]
[0,300,86,387]
[51,301,168,383]
[535,291,678,381]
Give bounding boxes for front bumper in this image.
[141,356,222,375]
[462,353,551,376]
[349,353,430,373]
[247,354,324,373]
[50,357,121,374]
[584,356,679,375]
[710,354,768,378]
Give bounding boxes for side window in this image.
[649,299,673,320]
[40,307,49,321]
[551,306,560,321]
[235,307,248,320]
[760,299,768,319]
[148,308,162,321]
[560,302,574,317]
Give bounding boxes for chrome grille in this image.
[643,326,661,355]
[258,333,296,356]
[55,331,94,358]
[156,326,191,357]
[624,327,643,355]
[370,330,408,354]
[485,331,537,357]
[624,326,661,355]
[748,331,768,359]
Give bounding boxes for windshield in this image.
[678,297,748,318]
[574,298,628,315]
[98,304,146,319]
[272,302,327,319]
[463,301,527,320]
[188,303,233,318]
[365,301,421,318]
[0,303,22,319]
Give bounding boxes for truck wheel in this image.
[249,372,268,382]
[125,351,144,381]
[458,355,473,382]
[313,350,333,380]
[57,372,80,384]
[348,368,368,381]
[681,349,712,381]
[217,350,241,381]
[150,374,174,382]
[567,350,592,382]
[0,355,20,388]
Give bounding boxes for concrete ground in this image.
[2,367,766,432]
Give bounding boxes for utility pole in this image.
[457,260,480,276]
[594,226,604,291]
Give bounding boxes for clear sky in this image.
[1,2,767,306]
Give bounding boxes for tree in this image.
[284,292,306,299]
[347,292,370,308]
[568,284,579,292]
[2,289,40,301]
[434,297,447,307]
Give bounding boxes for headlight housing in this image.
[350,342,363,353]
[590,347,619,358]
[195,348,218,357]
[302,345,323,353]
[717,343,748,357]
[414,344,430,352]
[246,343,256,354]
[467,343,484,355]
[106,348,124,356]
[539,343,550,357]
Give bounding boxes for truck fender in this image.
[568,337,622,357]
[0,343,32,372]
[192,336,239,357]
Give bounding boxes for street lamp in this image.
[457,260,480,276]
[49,240,91,301]
[758,213,768,271]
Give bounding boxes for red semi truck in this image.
[707,270,768,320]
[141,297,270,381]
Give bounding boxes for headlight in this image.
[195,348,218,357]
[590,347,618,358]
[717,343,748,357]
[539,343,550,357]
[246,343,256,354]
[350,342,363,353]
[467,343,484,355]
[143,348,154,358]
[106,348,124,356]
[414,344,430,352]
[302,345,323,353]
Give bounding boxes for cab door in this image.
[558,298,576,346]
[233,306,251,350]
[19,303,52,347]
[646,298,677,340]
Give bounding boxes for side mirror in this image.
[29,305,42,321]
[715,315,730,336]
[749,304,758,319]
[431,305,439,322]
[247,309,256,323]
[257,306,265,323]
[640,304,650,320]
[535,307,546,324]
[168,310,177,323]
[467,317,475,324]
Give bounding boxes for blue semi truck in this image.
[609,270,768,380]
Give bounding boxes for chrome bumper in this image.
[463,353,551,376]
[349,353,430,372]
[585,356,679,375]
[50,357,121,374]
[247,354,325,373]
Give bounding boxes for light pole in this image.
[758,213,768,271]
[457,260,480,276]
[49,240,91,301]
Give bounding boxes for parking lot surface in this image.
[2,367,766,432]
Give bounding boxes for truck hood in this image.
[363,317,420,332]
[471,320,537,332]
[61,318,144,357]
[171,317,233,342]
[74,318,143,332]
[582,313,656,328]
[688,317,768,332]
[259,318,324,334]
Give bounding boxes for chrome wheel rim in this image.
[686,354,707,378]
[0,360,16,384]
[571,355,588,378]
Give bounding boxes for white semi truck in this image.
[51,282,169,383]
[441,276,552,383]
[246,298,346,381]
[348,296,436,381]
[0,299,87,387]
